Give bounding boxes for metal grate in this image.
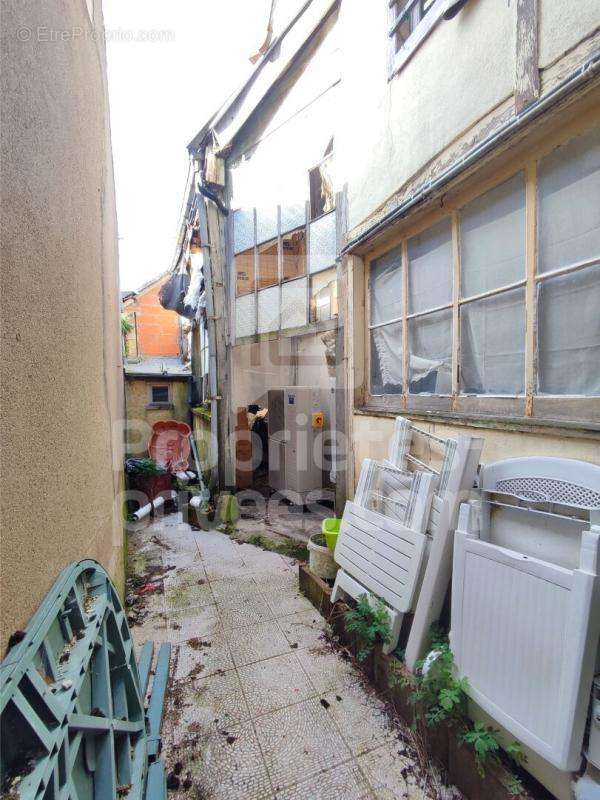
[495,476,600,510]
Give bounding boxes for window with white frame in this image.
[388,0,446,76]
[367,124,600,416]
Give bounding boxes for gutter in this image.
[342,52,600,255]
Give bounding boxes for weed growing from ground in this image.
[344,594,392,660]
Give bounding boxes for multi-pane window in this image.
[389,0,436,53]
[367,124,600,413]
[151,385,169,404]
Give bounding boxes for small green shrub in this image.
[406,640,469,726]
[461,722,501,776]
[121,314,133,336]
[344,594,392,661]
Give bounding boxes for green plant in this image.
[192,405,211,422]
[121,314,133,336]
[461,722,501,776]
[506,775,524,797]
[344,594,392,661]
[126,457,163,476]
[406,637,469,726]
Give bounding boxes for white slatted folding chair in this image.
[450,457,600,771]
[332,459,436,653]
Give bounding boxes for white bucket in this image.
[307,534,338,580]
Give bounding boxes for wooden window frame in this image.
[364,149,600,425]
[387,0,446,79]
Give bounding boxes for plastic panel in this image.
[235,294,256,339]
[255,207,278,246]
[281,277,308,330]
[280,203,306,235]
[257,285,280,334]
[309,212,336,274]
[233,208,255,254]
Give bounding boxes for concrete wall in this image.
[124,277,181,357]
[124,379,191,455]
[0,0,124,649]
[336,0,600,233]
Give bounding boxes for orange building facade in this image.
[123,273,181,358]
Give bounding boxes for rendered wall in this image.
[0,0,125,649]
[124,278,181,357]
[124,379,191,455]
[336,0,600,234]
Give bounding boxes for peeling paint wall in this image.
[538,0,600,68]
[0,0,124,649]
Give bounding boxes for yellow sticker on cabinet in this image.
[312,412,324,428]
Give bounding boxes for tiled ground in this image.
[129,512,463,799]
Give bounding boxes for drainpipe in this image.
[342,53,600,255]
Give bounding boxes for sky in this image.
[104,0,272,292]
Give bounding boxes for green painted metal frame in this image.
[0,560,170,800]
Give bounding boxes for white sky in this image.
[104,0,271,292]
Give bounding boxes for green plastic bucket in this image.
[322,517,341,551]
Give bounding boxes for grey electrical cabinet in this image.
[268,386,326,494]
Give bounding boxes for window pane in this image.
[235,249,255,296]
[258,238,278,289]
[408,218,453,313]
[371,322,403,395]
[538,266,600,396]
[282,228,306,281]
[151,386,169,403]
[409,309,452,394]
[538,127,600,273]
[460,287,525,395]
[310,267,337,322]
[370,246,402,325]
[460,172,526,297]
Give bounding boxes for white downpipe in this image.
[132,491,177,521]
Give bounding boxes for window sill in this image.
[389,0,447,80]
[146,402,174,410]
[355,405,600,439]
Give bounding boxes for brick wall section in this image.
[124,277,181,357]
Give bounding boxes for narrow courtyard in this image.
[128,511,464,800]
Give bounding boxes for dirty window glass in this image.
[258,238,278,290]
[282,228,306,281]
[235,249,255,296]
[151,385,169,404]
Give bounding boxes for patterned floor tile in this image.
[164,568,213,611]
[225,620,291,667]
[275,761,373,800]
[295,644,363,694]
[238,652,316,717]
[217,595,274,630]
[277,610,328,650]
[165,722,273,800]
[357,744,415,800]
[254,697,351,791]
[209,574,263,600]
[168,670,249,741]
[167,603,221,644]
[322,683,396,756]
[205,560,250,581]
[262,589,315,617]
[172,633,234,681]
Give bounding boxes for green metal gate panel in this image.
[0,560,170,800]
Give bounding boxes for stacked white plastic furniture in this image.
[332,416,482,658]
[450,457,600,772]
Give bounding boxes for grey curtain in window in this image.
[408,218,453,312]
[538,126,600,273]
[371,322,403,394]
[460,288,525,395]
[460,172,526,296]
[538,266,600,396]
[370,246,402,325]
[409,309,452,394]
